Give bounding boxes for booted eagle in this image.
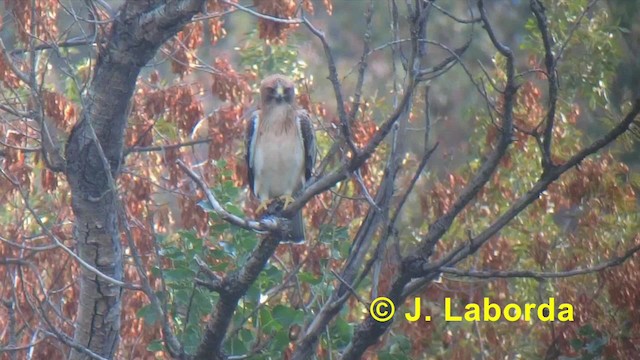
[245,74,316,242]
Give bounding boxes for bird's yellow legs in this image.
[256,199,272,213]
[278,195,295,209]
[256,195,295,213]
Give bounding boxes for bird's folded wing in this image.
[297,110,316,181]
[245,110,260,195]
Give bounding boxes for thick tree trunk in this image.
[65,62,140,359]
[64,1,205,358]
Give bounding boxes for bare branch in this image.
[0,167,140,290]
[330,270,368,306]
[441,239,640,279]
[193,234,282,359]
[118,205,185,358]
[194,255,224,293]
[303,15,358,154]
[555,0,599,63]
[61,1,208,357]
[432,2,481,24]
[0,38,30,84]
[348,0,375,124]
[219,0,302,24]
[531,0,558,170]
[352,169,381,211]
[299,1,432,358]
[9,37,102,56]
[177,160,279,233]
[390,143,438,229]
[178,162,300,358]
[406,98,640,296]
[415,0,516,262]
[125,138,211,155]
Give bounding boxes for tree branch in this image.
[405,98,640,296]
[415,0,516,264]
[193,234,282,359]
[219,0,302,24]
[177,160,280,233]
[62,1,207,357]
[303,15,358,154]
[441,239,640,280]
[531,0,558,170]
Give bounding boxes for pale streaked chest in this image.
[253,107,305,198]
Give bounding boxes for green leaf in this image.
[225,334,249,355]
[216,159,227,168]
[191,289,214,319]
[272,330,290,350]
[219,241,237,257]
[146,339,163,352]
[182,324,202,355]
[226,203,244,217]
[272,305,303,327]
[180,231,204,253]
[570,338,583,350]
[164,268,195,283]
[137,304,160,326]
[578,324,595,337]
[150,266,162,277]
[238,328,255,345]
[331,317,353,347]
[159,245,186,261]
[259,308,281,333]
[298,271,322,285]
[245,284,261,305]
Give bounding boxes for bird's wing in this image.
[245,110,260,194]
[297,110,316,181]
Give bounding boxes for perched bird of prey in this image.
[246,74,316,242]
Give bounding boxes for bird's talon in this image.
[256,200,271,213]
[279,195,295,209]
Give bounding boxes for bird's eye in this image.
[284,87,294,101]
[264,87,276,101]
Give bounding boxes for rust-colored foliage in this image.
[0,52,22,88]
[5,0,59,44]
[41,168,57,191]
[206,1,228,45]
[42,90,76,130]
[208,104,244,158]
[254,0,299,41]
[211,57,253,103]
[169,22,204,76]
[169,85,205,133]
[399,78,640,358]
[1,2,639,359]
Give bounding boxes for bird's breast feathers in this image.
[253,109,306,200]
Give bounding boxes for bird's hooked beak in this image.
[274,82,285,102]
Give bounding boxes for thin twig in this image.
[441,240,640,279]
[0,168,139,290]
[177,160,279,232]
[531,0,558,170]
[125,138,211,155]
[302,15,358,154]
[220,0,302,24]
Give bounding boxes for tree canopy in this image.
[1,0,640,359]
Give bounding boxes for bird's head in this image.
[260,74,295,107]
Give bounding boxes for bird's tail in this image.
[286,209,306,243]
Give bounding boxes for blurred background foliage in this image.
[1,0,640,359]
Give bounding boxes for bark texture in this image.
[64,1,205,358]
